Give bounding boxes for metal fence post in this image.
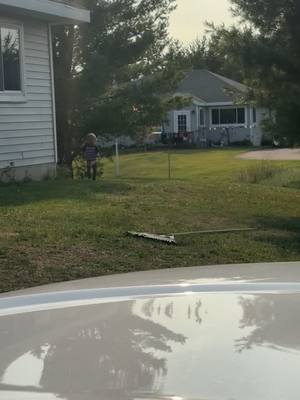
[168,150,171,180]
[115,138,120,178]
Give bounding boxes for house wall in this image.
[165,104,198,134]
[251,108,268,146]
[0,16,56,181]
[165,104,265,146]
[206,105,251,145]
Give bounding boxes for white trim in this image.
[0,0,90,23]
[207,102,234,106]
[174,96,249,108]
[48,23,58,164]
[0,20,27,102]
[210,107,247,128]
[251,105,257,127]
[0,93,27,103]
[193,99,206,106]
[249,105,256,145]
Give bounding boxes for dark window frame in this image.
[220,108,237,124]
[252,107,257,124]
[212,109,220,125]
[211,107,246,126]
[0,24,22,93]
[237,108,245,124]
[199,108,205,126]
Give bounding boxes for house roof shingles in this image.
[176,69,248,104]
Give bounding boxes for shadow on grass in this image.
[254,216,300,256]
[168,147,251,155]
[123,176,185,183]
[256,215,300,233]
[0,179,134,207]
[284,180,300,190]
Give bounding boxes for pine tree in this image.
[52,0,180,164]
[228,0,300,145]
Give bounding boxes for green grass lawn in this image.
[0,148,300,293]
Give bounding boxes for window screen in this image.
[212,109,220,125]
[199,109,205,126]
[220,108,236,124]
[237,108,245,124]
[0,26,21,91]
[212,108,246,125]
[252,107,257,123]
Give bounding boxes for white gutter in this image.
[0,0,90,23]
[48,24,58,165]
[207,102,235,106]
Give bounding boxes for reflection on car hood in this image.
[1,262,300,400]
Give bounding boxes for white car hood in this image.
[1,262,300,400]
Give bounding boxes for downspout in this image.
[48,23,58,167]
[249,105,254,145]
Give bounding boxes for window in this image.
[212,109,219,125]
[199,108,205,126]
[174,111,191,133]
[220,108,236,124]
[177,114,187,133]
[211,107,245,126]
[252,107,257,124]
[0,26,21,92]
[237,108,245,124]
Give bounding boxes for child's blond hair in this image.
[87,133,97,145]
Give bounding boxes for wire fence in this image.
[101,140,202,180]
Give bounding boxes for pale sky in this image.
[169,0,235,44]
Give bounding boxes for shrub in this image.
[238,162,283,184]
[0,165,16,183]
[261,134,274,147]
[56,165,73,180]
[230,140,252,147]
[72,156,104,180]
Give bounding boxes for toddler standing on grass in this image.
[82,133,100,181]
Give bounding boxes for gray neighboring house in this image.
[0,0,90,181]
[164,69,266,147]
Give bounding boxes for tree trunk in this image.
[52,26,75,167]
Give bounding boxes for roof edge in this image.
[0,0,91,23]
[173,91,207,105]
[208,70,248,93]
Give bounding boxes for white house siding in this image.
[165,104,265,146]
[251,108,267,146]
[0,16,56,180]
[165,105,197,134]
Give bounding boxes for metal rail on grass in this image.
[128,228,256,245]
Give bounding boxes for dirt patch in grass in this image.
[0,232,19,239]
[238,148,300,161]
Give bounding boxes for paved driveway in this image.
[238,148,300,160]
